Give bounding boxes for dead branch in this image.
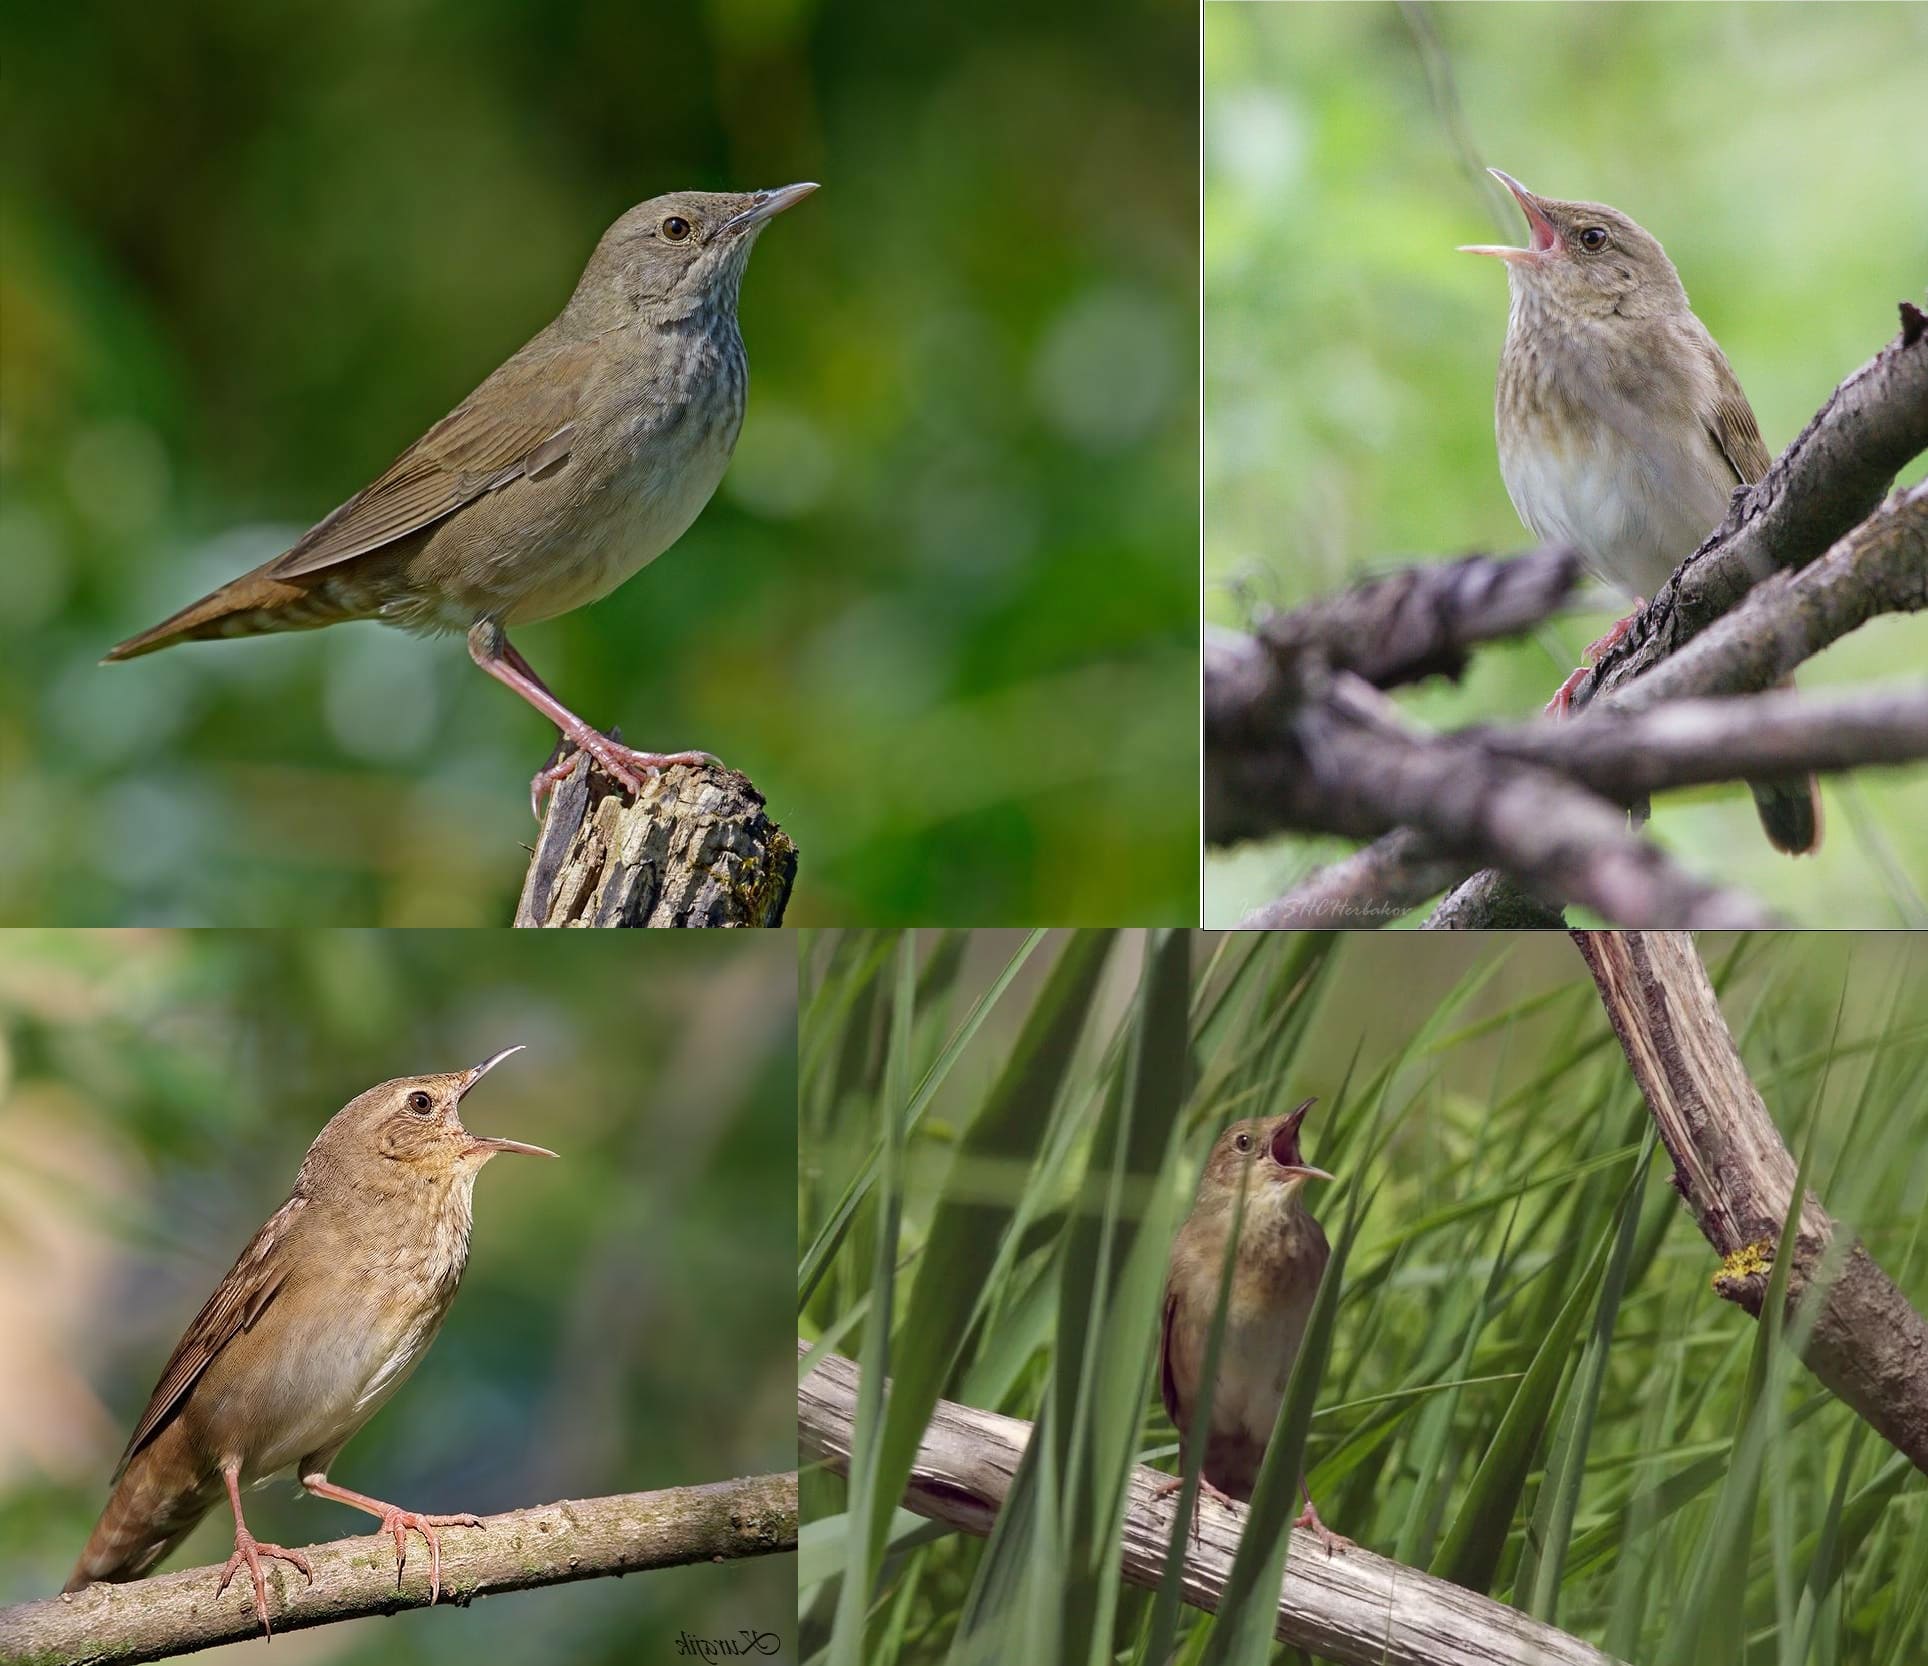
[1574,931,1928,1476]
[799,1343,1626,1666]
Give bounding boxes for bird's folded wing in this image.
[263,338,595,580]
[112,1195,307,1481]
[1158,1288,1183,1432]
[1703,350,1774,486]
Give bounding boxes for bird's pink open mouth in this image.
[1459,168,1559,264]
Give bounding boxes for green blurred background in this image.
[0,929,795,1663]
[1206,2,1928,927]
[0,0,1197,926]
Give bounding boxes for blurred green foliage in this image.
[0,928,796,1664]
[0,0,1197,926]
[1206,2,1928,926]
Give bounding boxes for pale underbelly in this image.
[1500,433,1727,601]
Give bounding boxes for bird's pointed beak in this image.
[1459,167,1560,265]
[1272,1097,1335,1182]
[723,181,819,235]
[454,1046,557,1161]
[458,1045,525,1098]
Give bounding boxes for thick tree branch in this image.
[0,1474,797,1665]
[1574,931,1928,1476]
[515,756,797,927]
[799,1344,1625,1666]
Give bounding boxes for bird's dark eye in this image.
[1579,226,1609,251]
[1233,1132,1252,1153]
[407,1091,433,1115]
[660,216,693,242]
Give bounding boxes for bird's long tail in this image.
[64,1425,221,1591]
[1750,774,1823,856]
[102,570,350,662]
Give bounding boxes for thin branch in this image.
[1574,931,1928,1477]
[0,1475,798,1665]
[799,1344,1627,1666]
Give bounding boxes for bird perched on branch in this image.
[1157,1099,1348,1553]
[1463,167,1822,855]
[64,1048,555,1637]
[105,184,816,817]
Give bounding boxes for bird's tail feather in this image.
[64,1432,221,1590]
[1750,774,1823,856]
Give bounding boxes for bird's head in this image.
[567,183,817,327]
[1460,169,1687,320]
[1195,1099,1334,1223]
[306,1047,557,1188]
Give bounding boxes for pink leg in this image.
[1151,1470,1243,1546]
[1293,1478,1353,1556]
[1545,600,1645,717]
[302,1472,483,1606]
[467,620,718,817]
[215,1460,314,1638]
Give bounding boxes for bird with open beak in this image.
[1461,166,1821,855]
[64,1046,556,1637]
[1157,1099,1348,1553]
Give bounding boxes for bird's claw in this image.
[217,1528,313,1638]
[372,1507,485,1605]
[528,733,720,818]
[1292,1501,1353,1557]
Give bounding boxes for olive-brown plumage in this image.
[1464,168,1822,855]
[65,1047,555,1637]
[1157,1100,1347,1551]
[104,184,816,815]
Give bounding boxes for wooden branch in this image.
[515,755,797,927]
[0,1475,797,1665]
[799,1344,1625,1666]
[1574,931,1928,1476]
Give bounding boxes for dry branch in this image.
[515,754,796,927]
[799,1344,1625,1666]
[0,1474,797,1665]
[1574,931,1928,1476]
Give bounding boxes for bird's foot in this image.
[529,730,720,818]
[1543,665,1590,718]
[1584,602,1643,663]
[1151,1473,1243,1546]
[1545,602,1645,718]
[365,1505,484,1605]
[1292,1498,1353,1557]
[216,1526,313,1638]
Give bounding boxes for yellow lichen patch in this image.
[1713,1239,1775,1291]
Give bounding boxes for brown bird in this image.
[1157,1100,1347,1553]
[1463,167,1822,855]
[64,1047,555,1636]
[104,184,816,816]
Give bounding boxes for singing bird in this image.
[1158,1100,1348,1552]
[1462,167,1821,854]
[64,1048,554,1636]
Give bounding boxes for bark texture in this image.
[515,755,796,927]
[799,1344,1626,1666]
[0,1473,798,1664]
[1575,930,1928,1477]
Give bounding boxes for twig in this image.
[0,1475,798,1665]
[515,755,797,927]
[1574,931,1928,1477]
[798,1344,1625,1666]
